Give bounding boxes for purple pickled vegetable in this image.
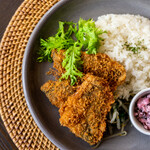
[134,94,150,130]
[147,94,150,98]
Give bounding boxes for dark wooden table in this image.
[0,0,23,149]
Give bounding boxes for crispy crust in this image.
[41,50,126,145]
[51,50,126,91]
[51,49,66,76]
[81,52,112,78]
[59,74,115,145]
[108,60,126,91]
[81,52,126,91]
[41,80,76,108]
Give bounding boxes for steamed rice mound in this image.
[96,14,150,100]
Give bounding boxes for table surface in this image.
[0,0,23,149]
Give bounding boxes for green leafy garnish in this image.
[37,18,106,85]
[60,42,83,85]
[76,18,106,54]
[123,40,147,54]
[37,21,76,62]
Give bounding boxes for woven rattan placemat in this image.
[0,0,60,149]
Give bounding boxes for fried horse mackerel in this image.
[59,74,115,145]
[40,51,126,145]
[39,18,126,145]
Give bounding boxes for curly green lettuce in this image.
[37,21,76,62]
[37,18,106,85]
[76,18,106,54]
[60,42,83,85]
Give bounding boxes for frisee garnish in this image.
[76,18,106,54]
[37,21,76,62]
[37,18,106,85]
[60,42,83,85]
[123,40,147,54]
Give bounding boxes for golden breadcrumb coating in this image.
[41,80,76,108]
[51,49,66,76]
[81,52,126,91]
[59,74,115,145]
[108,61,126,91]
[41,49,126,145]
[51,49,126,91]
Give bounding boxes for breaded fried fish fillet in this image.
[108,61,126,91]
[41,79,76,108]
[59,74,115,145]
[51,49,126,91]
[51,49,65,76]
[82,52,126,91]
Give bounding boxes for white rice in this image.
[95,14,150,100]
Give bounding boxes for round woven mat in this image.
[0,0,60,149]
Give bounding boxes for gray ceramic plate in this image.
[22,0,150,149]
